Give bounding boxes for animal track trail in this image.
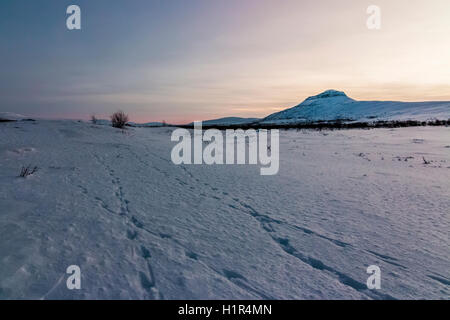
[220,269,274,299]
[132,144,408,299]
[125,215,167,299]
[127,211,263,298]
[224,196,402,299]
[69,160,119,217]
[92,154,131,217]
[175,161,405,299]
[138,247,164,299]
[136,138,277,298]
[106,167,130,217]
[92,152,165,299]
[273,236,396,300]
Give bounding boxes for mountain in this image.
[192,117,260,126]
[262,90,450,124]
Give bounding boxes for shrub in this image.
[91,114,98,124]
[111,111,129,129]
[19,165,38,178]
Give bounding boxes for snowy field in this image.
[0,120,449,300]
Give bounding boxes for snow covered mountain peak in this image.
[300,90,354,106]
[263,90,356,122]
[305,89,349,101]
[262,90,450,123]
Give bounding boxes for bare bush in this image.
[19,165,38,178]
[91,114,97,124]
[111,111,129,129]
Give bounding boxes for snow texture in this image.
[0,120,449,299]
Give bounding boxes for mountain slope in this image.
[188,117,260,126]
[263,90,450,124]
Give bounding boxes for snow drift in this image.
[0,112,29,121]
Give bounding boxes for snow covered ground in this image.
[0,120,449,300]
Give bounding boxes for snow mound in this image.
[0,112,28,121]
[7,147,37,156]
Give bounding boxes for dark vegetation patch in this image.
[175,119,450,131]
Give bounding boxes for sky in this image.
[1,0,449,124]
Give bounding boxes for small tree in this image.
[91,114,97,124]
[111,111,129,129]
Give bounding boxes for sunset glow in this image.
[1,0,449,123]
